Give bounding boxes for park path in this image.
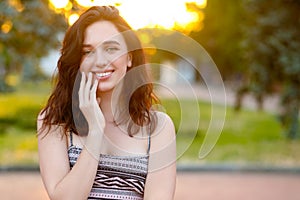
[156,83,280,113]
[1,171,300,200]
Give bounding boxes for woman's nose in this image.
[95,49,109,68]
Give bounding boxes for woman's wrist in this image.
[82,145,101,162]
[84,129,103,159]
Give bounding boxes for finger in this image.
[79,71,86,105]
[96,97,101,105]
[85,72,92,101]
[90,79,98,104]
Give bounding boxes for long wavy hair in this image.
[40,6,158,137]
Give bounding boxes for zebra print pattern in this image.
[68,146,149,199]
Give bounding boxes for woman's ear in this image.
[127,53,132,67]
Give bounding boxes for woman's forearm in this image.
[39,128,103,200]
[47,148,99,200]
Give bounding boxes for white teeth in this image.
[96,71,112,77]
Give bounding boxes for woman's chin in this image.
[97,85,114,94]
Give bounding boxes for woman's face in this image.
[80,20,132,94]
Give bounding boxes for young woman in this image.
[37,6,176,200]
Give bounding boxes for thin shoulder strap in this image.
[69,131,74,147]
[147,126,151,155]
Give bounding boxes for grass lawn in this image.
[0,81,300,167]
[161,98,300,167]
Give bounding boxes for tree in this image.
[188,0,300,139]
[189,0,246,82]
[241,0,300,138]
[0,0,67,91]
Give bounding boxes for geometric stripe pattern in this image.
[68,146,149,200]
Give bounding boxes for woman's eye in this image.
[106,47,119,53]
[83,49,95,55]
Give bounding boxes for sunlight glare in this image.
[76,0,120,7]
[1,20,13,34]
[8,0,24,12]
[49,0,68,9]
[68,13,80,25]
[188,0,207,8]
[49,0,206,30]
[118,0,205,30]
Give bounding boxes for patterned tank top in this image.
[68,132,150,200]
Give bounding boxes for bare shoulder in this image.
[37,109,48,132]
[148,111,176,172]
[37,109,65,141]
[37,109,45,128]
[150,111,176,152]
[153,111,175,135]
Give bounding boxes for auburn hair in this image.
[40,6,159,137]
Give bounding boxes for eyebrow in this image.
[82,40,121,48]
[102,40,121,46]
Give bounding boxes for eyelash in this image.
[82,46,120,56]
[83,49,94,55]
[105,47,119,53]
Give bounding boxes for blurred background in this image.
[0,0,300,199]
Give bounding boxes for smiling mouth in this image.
[95,70,114,79]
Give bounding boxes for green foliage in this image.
[242,0,300,138]
[189,0,300,139]
[0,85,48,134]
[0,0,67,90]
[190,0,246,80]
[0,81,50,165]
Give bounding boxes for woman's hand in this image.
[79,72,105,132]
[78,72,105,158]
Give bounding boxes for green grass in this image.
[0,81,300,167]
[0,128,39,165]
[162,99,300,167]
